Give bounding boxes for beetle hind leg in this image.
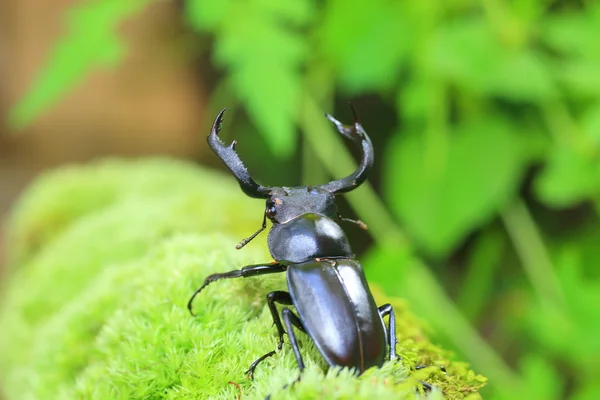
[378,303,397,361]
[281,308,306,373]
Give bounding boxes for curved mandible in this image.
[318,106,374,194]
[208,109,273,199]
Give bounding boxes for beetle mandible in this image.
[188,107,397,382]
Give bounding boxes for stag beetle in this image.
[188,107,397,383]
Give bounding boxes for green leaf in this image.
[318,0,412,93]
[185,0,232,30]
[456,228,505,320]
[430,19,555,102]
[534,145,600,207]
[517,354,563,400]
[384,117,526,257]
[8,0,151,129]
[540,7,600,97]
[526,246,600,366]
[397,75,437,125]
[541,8,600,60]
[557,61,600,97]
[186,0,312,158]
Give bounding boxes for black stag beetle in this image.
[188,107,398,386]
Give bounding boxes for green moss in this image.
[0,158,485,399]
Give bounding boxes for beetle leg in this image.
[245,291,296,379]
[378,303,397,361]
[263,308,305,399]
[282,308,306,372]
[187,263,286,316]
[266,291,294,350]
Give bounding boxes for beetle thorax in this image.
[267,213,353,264]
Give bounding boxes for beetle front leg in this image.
[187,263,287,316]
[378,303,397,361]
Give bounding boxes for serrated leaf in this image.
[187,0,312,158]
[534,145,600,207]
[430,19,555,101]
[319,0,412,93]
[384,118,526,257]
[9,0,151,129]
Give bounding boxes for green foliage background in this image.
[6,0,600,399]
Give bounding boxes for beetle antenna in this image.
[338,213,368,230]
[236,213,267,249]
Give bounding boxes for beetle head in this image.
[265,187,337,224]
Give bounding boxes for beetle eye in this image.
[265,199,276,219]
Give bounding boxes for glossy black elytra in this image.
[187,107,397,387]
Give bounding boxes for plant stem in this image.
[501,199,566,310]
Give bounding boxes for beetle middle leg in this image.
[246,291,307,379]
[378,303,397,361]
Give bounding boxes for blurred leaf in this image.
[527,246,600,366]
[456,228,505,320]
[397,74,437,125]
[185,0,231,30]
[186,0,312,157]
[9,0,151,129]
[318,0,412,93]
[540,7,600,97]
[541,8,600,60]
[534,146,600,207]
[384,117,526,257]
[553,61,600,97]
[582,101,600,145]
[517,354,563,400]
[430,19,555,101]
[363,245,413,295]
[572,382,600,400]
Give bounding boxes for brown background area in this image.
[0,1,211,271]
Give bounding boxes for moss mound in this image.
[0,158,485,399]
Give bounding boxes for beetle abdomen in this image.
[268,213,353,264]
[287,259,386,372]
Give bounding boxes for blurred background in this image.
[1,0,600,399]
